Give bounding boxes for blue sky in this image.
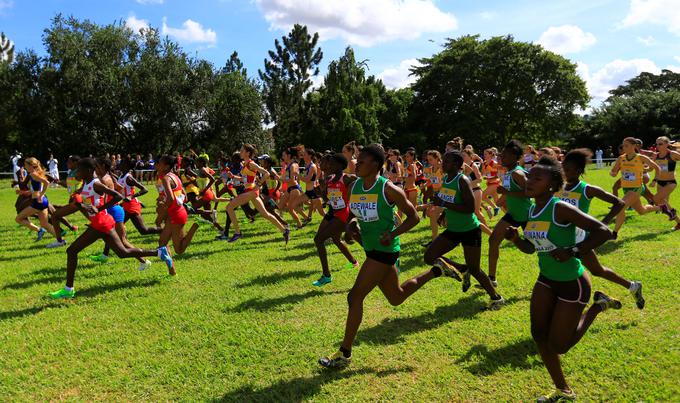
[1,0,679,107]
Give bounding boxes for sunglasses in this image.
[656,143,665,146]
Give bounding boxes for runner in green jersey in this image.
[319,144,460,369]
[505,156,622,402]
[488,140,532,285]
[423,151,505,310]
[562,149,644,309]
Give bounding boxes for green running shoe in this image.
[49,287,75,299]
[536,388,576,402]
[89,253,109,263]
[312,275,332,287]
[318,351,351,369]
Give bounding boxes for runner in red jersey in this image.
[48,158,173,299]
[156,155,199,275]
[312,153,360,287]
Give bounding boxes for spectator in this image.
[595,148,603,168]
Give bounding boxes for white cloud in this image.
[622,0,680,35]
[377,58,422,89]
[537,25,596,54]
[636,35,655,45]
[125,15,150,34]
[577,59,661,104]
[0,0,13,11]
[136,0,164,4]
[254,0,457,47]
[161,18,217,45]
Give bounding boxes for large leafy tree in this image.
[411,35,589,150]
[259,24,323,151]
[0,15,265,164]
[572,70,680,149]
[306,47,385,150]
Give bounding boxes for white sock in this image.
[628,282,637,291]
[65,286,74,292]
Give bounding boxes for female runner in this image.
[219,144,290,243]
[342,141,358,174]
[318,144,460,369]
[610,137,665,237]
[291,148,325,224]
[505,156,622,402]
[312,153,359,287]
[481,148,501,216]
[279,147,305,228]
[560,149,645,308]
[424,151,505,309]
[116,157,161,235]
[15,158,56,241]
[488,140,532,286]
[49,157,173,299]
[649,136,680,230]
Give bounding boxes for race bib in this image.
[430,176,440,185]
[328,188,346,209]
[622,171,637,182]
[438,188,457,203]
[524,221,556,252]
[658,160,669,172]
[350,194,379,222]
[557,191,580,207]
[502,173,512,189]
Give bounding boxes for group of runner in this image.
[11,135,679,402]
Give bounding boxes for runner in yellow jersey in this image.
[610,137,665,237]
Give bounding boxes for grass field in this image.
[0,168,678,401]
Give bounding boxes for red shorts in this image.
[201,188,215,202]
[168,203,188,225]
[331,208,350,224]
[122,199,142,216]
[268,189,280,200]
[89,211,116,233]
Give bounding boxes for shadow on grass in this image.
[229,289,346,312]
[596,230,668,255]
[216,366,413,402]
[455,338,540,375]
[356,294,529,346]
[237,269,318,287]
[267,248,319,262]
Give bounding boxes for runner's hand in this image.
[504,226,519,241]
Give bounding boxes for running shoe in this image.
[594,291,622,311]
[434,258,462,282]
[303,216,312,225]
[283,228,290,245]
[629,281,645,310]
[49,287,75,299]
[421,241,432,248]
[184,204,196,214]
[493,207,500,216]
[477,279,498,289]
[215,232,229,240]
[485,296,505,311]
[228,232,242,243]
[612,231,618,240]
[318,351,351,369]
[46,239,67,249]
[312,275,332,287]
[35,228,46,242]
[673,223,680,231]
[536,389,576,402]
[89,253,109,263]
[211,210,218,223]
[462,271,471,293]
[485,205,493,220]
[138,259,152,271]
[670,208,678,221]
[157,246,175,275]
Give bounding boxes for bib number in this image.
[350,194,379,222]
[328,188,346,209]
[524,221,556,252]
[622,171,636,182]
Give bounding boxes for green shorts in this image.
[623,185,645,194]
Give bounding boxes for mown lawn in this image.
[0,168,678,401]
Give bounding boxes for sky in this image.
[1,0,680,109]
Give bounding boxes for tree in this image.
[0,32,14,63]
[223,51,247,76]
[572,70,680,149]
[306,47,385,150]
[411,35,589,150]
[259,24,323,150]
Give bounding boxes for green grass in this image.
[0,168,678,401]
